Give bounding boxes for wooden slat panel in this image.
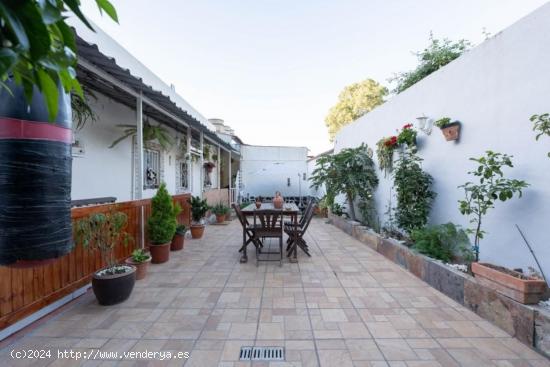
[11,269,23,310]
[0,267,12,316]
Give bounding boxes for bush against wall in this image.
[411,223,474,263]
[393,151,435,233]
[310,143,378,221]
[390,34,470,94]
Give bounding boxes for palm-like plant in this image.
[110,120,173,150]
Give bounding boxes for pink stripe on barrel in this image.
[0,117,72,143]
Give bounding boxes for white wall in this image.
[241,145,308,197]
[72,92,191,201]
[333,4,550,276]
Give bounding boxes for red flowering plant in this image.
[397,123,417,148]
[376,136,398,177]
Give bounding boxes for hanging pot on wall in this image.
[0,80,73,267]
[440,122,461,141]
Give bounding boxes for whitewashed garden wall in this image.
[333,4,550,276]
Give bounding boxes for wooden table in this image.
[241,202,300,263]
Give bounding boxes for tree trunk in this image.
[346,192,356,221]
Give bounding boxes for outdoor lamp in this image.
[416,114,432,135]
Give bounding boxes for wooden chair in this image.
[284,199,313,227]
[252,209,284,266]
[233,204,262,263]
[285,204,314,257]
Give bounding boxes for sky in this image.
[81,0,548,155]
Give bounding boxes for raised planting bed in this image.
[327,213,550,358]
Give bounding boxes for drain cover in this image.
[239,346,284,361]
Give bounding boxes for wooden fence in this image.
[0,194,190,330]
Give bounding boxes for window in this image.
[180,161,188,190]
[144,148,160,189]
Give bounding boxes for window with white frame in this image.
[144,148,160,189]
[180,161,189,190]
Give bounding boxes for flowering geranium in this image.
[397,124,417,147]
[384,136,398,147]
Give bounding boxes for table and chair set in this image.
[232,200,315,265]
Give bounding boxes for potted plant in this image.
[171,224,187,251]
[397,123,417,150]
[148,183,178,263]
[376,135,398,177]
[188,196,210,239]
[458,151,536,303]
[225,208,232,221]
[74,209,135,306]
[212,203,229,223]
[125,249,151,280]
[317,197,329,218]
[435,117,461,141]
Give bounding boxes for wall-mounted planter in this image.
[472,262,547,304]
[440,122,461,141]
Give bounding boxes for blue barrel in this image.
[0,80,73,266]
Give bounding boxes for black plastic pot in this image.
[92,266,136,306]
[0,80,73,266]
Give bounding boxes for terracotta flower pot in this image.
[125,256,151,280]
[273,196,284,209]
[149,242,171,264]
[472,262,547,304]
[171,233,185,251]
[92,265,136,305]
[216,214,225,224]
[190,224,205,239]
[441,122,460,141]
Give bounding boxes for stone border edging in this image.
[327,213,549,358]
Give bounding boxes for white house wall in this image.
[333,3,550,276]
[241,145,308,197]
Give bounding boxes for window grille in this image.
[144,148,160,189]
[180,161,188,190]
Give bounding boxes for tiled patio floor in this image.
[1,218,549,366]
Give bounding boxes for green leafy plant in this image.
[310,143,379,221]
[203,145,211,160]
[0,0,118,121]
[530,113,550,157]
[148,183,178,244]
[175,224,187,235]
[376,136,398,176]
[330,203,344,216]
[72,89,98,130]
[411,223,474,263]
[458,151,529,261]
[74,209,132,274]
[188,196,210,223]
[212,202,229,215]
[393,151,435,233]
[391,34,471,94]
[130,249,150,263]
[434,117,452,129]
[110,120,173,150]
[397,123,417,148]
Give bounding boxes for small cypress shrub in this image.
[148,183,177,244]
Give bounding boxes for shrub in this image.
[148,183,177,244]
[188,196,210,223]
[393,152,435,233]
[212,202,229,215]
[411,223,474,263]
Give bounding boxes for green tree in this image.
[391,34,470,94]
[325,79,387,141]
[0,0,118,121]
[310,143,378,221]
[458,151,529,261]
[148,183,178,244]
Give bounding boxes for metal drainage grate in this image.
[239,346,284,361]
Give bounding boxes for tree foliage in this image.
[391,34,470,94]
[393,151,435,233]
[325,79,387,141]
[530,113,550,157]
[310,143,379,221]
[458,151,529,261]
[0,0,118,121]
